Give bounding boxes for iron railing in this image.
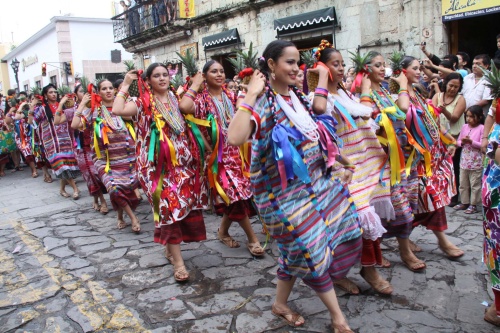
[112,0,179,42]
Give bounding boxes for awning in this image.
[442,0,499,21]
[274,7,336,37]
[202,29,240,50]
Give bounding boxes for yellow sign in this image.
[442,0,500,21]
[178,0,195,19]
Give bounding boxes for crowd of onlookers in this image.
[117,0,178,36]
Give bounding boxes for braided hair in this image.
[41,83,59,123]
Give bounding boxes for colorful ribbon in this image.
[376,106,405,185]
[334,101,357,130]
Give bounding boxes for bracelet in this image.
[344,164,356,170]
[360,97,373,103]
[55,111,62,116]
[117,92,128,100]
[398,92,409,98]
[118,90,130,96]
[483,136,489,139]
[314,93,327,99]
[184,92,196,101]
[345,168,354,173]
[188,88,198,96]
[75,111,82,117]
[314,87,328,94]
[398,89,408,94]
[239,103,254,115]
[238,107,252,115]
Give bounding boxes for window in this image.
[50,76,57,87]
[36,81,41,88]
[24,84,29,92]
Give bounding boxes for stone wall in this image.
[131,0,448,69]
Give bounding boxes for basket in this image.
[306,71,319,92]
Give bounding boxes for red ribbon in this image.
[238,68,254,79]
[496,98,500,124]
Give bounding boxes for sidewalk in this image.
[0,169,495,332]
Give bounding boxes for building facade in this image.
[112,0,500,78]
[1,16,134,93]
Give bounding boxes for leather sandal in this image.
[439,244,464,259]
[217,229,240,248]
[99,204,109,215]
[333,323,354,333]
[484,305,500,326]
[164,247,173,264]
[271,304,304,327]
[117,219,127,230]
[247,242,265,257]
[60,191,70,198]
[377,256,391,268]
[174,265,189,282]
[334,278,360,295]
[360,268,393,296]
[408,240,422,252]
[131,219,141,234]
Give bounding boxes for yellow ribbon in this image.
[379,109,404,185]
[125,121,136,141]
[239,142,251,177]
[185,114,210,127]
[93,129,102,159]
[104,148,111,173]
[405,128,432,177]
[152,172,164,223]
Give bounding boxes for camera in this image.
[419,60,424,65]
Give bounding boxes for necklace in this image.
[371,88,406,120]
[442,93,455,107]
[276,90,319,141]
[210,92,234,131]
[154,92,185,135]
[410,91,440,142]
[100,104,124,131]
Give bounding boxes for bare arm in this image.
[310,64,330,114]
[439,95,466,123]
[53,96,68,125]
[394,73,409,112]
[113,71,140,117]
[227,70,266,146]
[179,72,203,115]
[482,113,494,153]
[71,94,90,130]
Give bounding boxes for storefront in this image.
[442,0,500,59]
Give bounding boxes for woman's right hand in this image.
[81,93,91,106]
[123,70,138,89]
[190,72,204,89]
[246,70,266,97]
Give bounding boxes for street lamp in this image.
[10,58,20,93]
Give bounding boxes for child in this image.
[455,105,485,214]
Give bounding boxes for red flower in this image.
[238,68,254,79]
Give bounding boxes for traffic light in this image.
[64,62,72,76]
[42,63,47,76]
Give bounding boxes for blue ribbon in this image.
[271,124,311,186]
[333,101,357,130]
[315,114,343,148]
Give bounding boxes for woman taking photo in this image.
[228,40,362,332]
[432,72,466,207]
[361,53,426,272]
[29,84,80,198]
[312,41,394,295]
[72,80,140,232]
[179,60,264,257]
[401,56,463,259]
[64,85,109,213]
[113,63,208,282]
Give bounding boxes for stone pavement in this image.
[0,169,496,333]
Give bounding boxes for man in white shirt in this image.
[462,54,492,116]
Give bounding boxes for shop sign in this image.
[442,0,500,21]
[21,55,39,72]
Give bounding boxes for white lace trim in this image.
[358,206,387,241]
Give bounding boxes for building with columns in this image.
[1,16,133,93]
[112,0,499,78]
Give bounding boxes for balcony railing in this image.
[112,0,179,42]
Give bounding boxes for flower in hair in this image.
[238,68,254,79]
[259,56,265,61]
[314,39,334,60]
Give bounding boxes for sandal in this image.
[402,257,426,272]
[333,323,354,333]
[453,203,467,211]
[217,229,240,248]
[464,205,477,214]
[117,219,127,230]
[360,268,393,296]
[44,175,53,183]
[377,256,391,268]
[0,171,5,177]
[333,278,360,295]
[484,305,500,327]
[32,172,38,178]
[60,191,70,198]
[271,304,304,327]
[99,204,109,215]
[173,265,189,282]
[247,242,265,257]
[439,244,464,259]
[92,202,100,211]
[131,219,141,234]
[72,190,80,200]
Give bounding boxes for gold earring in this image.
[271,71,276,80]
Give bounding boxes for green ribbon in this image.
[149,121,159,163]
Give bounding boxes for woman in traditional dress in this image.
[0,109,10,177]
[66,85,109,213]
[72,80,140,232]
[228,40,362,332]
[401,56,464,259]
[4,101,38,177]
[29,84,80,198]
[360,53,427,272]
[312,41,395,295]
[113,63,209,282]
[431,72,466,207]
[179,60,264,257]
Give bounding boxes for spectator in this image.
[457,51,471,74]
[462,54,493,116]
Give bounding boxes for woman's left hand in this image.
[342,169,353,184]
[59,95,69,106]
[447,145,456,157]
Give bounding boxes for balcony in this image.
[112,0,288,53]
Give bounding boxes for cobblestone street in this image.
[0,170,496,333]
